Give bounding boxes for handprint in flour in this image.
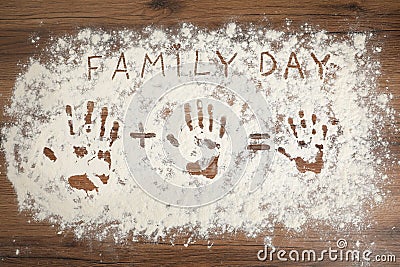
[166,100,227,179]
[43,101,119,192]
[278,111,336,174]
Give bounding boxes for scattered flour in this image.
[1,23,396,242]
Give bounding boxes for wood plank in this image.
[0,0,399,266]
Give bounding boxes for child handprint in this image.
[278,111,336,174]
[167,100,227,179]
[43,101,119,192]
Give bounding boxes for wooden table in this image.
[1,0,399,266]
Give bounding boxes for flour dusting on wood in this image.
[1,23,397,242]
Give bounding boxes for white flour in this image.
[1,23,396,242]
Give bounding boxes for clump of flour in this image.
[1,23,396,241]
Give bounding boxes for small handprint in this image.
[278,111,335,174]
[167,100,227,179]
[43,101,119,192]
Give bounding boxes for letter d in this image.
[257,245,268,261]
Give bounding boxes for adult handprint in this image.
[167,100,227,179]
[43,101,119,192]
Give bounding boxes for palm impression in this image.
[43,101,119,192]
[167,100,227,179]
[278,111,337,174]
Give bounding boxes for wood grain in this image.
[1,0,399,266]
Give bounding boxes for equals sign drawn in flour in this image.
[247,133,270,151]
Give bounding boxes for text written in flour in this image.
[87,49,331,80]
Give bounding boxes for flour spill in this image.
[1,23,396,242]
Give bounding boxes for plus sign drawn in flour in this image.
[124,63,274,207]
[1,23,397,241]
